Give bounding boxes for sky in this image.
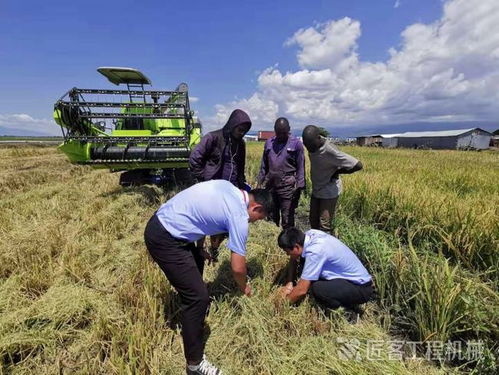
[1,0,498,137]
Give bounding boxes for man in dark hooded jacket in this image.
[189,109,251,188]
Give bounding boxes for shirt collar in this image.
[302,231,312,258]
[271,136,290,148]
[241,190,249,208]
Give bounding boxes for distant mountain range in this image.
[0,126,58,137]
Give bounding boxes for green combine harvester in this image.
[54,67,202,185]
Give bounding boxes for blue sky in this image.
[1,0,498,136]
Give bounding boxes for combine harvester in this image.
[54,67,202,186]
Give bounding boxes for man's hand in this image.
[242,283,252,297]
[286,279,311,304]
[279,282,294,298]
[330,161,363,181]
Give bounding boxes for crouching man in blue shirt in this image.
[144,180,273,375]
[278,227,374,314]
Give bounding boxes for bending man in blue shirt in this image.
[278,227,373,313]
[144,180,273,375]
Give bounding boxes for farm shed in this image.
[491,129,499,147]
[345,137,356,144]
[356,135,382,146]
[395,128,492,150]
[380,134,401,148]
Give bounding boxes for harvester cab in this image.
[53,67,202,186]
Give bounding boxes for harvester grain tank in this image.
[53,67,202,185]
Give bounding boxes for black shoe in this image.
[344,305,364,324]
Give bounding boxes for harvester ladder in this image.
[126,83,147,103]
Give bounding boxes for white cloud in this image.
[394,0,401,9]
[214,0,499,131]
[211,93,279,131]
[190,96,200,103]
[285,18,361,72]
[0,114,59,135]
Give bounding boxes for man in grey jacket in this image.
[302,125,363,233]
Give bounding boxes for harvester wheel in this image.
[173,168,195,187]
[118,168,195,188]
[119,169,150,187]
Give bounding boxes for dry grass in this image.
[0,144,496,374]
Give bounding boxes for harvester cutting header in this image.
[53,67,202,185]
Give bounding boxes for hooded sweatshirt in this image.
[189,109,251,188]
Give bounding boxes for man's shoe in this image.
[344,309,360,324]
[344,305,364,324]
[186,355,222,375]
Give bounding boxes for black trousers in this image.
[271,188,301,229]
[310,278,373,310]
[144,214,207,363]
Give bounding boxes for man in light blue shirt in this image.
[278,227,373,313]
[156,180,251,257]
[144,180,273,375]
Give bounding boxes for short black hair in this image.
[274,117,290,131]
[249,188,274,215]
[278,227,305,250]
[302,125,320,141]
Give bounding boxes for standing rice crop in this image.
[0,144,497,374]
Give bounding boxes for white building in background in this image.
[243,134,258,142]
[380,133,402,148]
[358,128,492,150]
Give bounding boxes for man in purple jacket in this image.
[189,109,251,189]
[257,117,305,228]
